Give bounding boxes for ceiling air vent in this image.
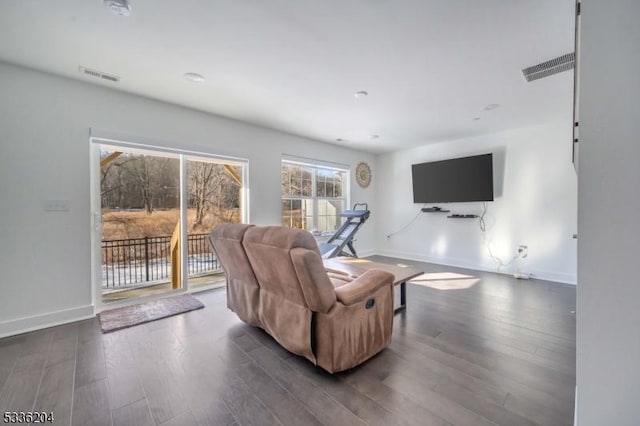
[522,53,575,82]
[79,66,120,83]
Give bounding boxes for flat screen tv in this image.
[412,153,494,203]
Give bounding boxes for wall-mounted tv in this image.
[412,153,494,203]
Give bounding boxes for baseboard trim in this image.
[375,249,577,285]
[0,305,95,338]
[358,249,376,258]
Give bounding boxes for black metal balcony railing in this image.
[101,233,221,288]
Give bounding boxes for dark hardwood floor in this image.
[0,257,576,425]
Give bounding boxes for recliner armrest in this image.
[334,269,394,305]
[325,267,351,277]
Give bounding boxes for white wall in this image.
[0,62,377,337]
[375,122,577,283]
[577,1,640,424]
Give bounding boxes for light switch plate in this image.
[44,200,69,212]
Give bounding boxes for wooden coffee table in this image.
[324,257,423,314]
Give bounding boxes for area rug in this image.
[99,294,204,333]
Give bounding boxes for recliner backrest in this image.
[206,223,261,326]
[242,226,336,362]
[242,226,336,313]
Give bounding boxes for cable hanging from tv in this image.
[386,204,426,239]
[478,202,520,272]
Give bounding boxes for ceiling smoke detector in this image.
[104,0,131,16]
[354,90,368,99]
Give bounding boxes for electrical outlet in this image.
[44,200,69,212]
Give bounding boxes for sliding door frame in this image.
[89,136,249,313]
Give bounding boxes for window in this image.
[281,160,348,233]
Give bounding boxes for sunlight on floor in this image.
[410,272,480,290]
[341,258,371,264]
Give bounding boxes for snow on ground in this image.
[102,253,221,289]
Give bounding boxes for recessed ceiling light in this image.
[370,135,379,139]
[354,90,368,98]
[335,138,344,142]
[104,0,131,16]
[483,103,500,111]
[184,72,205,83]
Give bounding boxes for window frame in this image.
[281,158,350,234]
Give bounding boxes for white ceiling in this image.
[0,1,575,153]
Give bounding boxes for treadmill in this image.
[319,203,370,259]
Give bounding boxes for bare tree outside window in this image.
[187,161,241,230]
[99,148,245,297]
[100,151,242,239]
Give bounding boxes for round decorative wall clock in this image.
[355,162,372,188]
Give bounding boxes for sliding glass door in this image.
[99,147,182,302]
[92,141,247,306]
[185,157,243,290]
